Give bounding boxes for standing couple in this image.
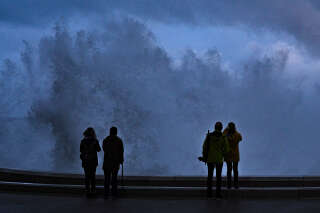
[201,121,242,198]
[80,126,124,198]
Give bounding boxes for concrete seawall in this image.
[1,168,320,199]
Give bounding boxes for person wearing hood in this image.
[80,127,101,195]
[223,122,242,189]
[202,121,229,198]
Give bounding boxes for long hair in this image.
[83,127,97,139]
[227,122,236,134]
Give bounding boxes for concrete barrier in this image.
[1,168,320,199]
[0,168,316,187]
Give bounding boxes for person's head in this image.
[110,126,117,136]
[83,127,96,138]
[214,122,223,132]
[228,122,236,133]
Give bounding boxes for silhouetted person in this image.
[80,127,101,195]
[103,126,124,198]
[202,122,229,198]
[223,122,242,189]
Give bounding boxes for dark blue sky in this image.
[1,0,320,48]
[1,0,320,75]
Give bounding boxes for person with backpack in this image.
[103,126,124,198]
[223,122,242,189]
[201,121,229,198]
[80,127,101,195]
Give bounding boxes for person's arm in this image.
[120,139,124,164]
[202,135,209,162]
[235,132,242,145]
[80,141,84,153]
[223,136,230,156]
[96,140,101,152]
[102,138,107,152]
[80,141,84,160]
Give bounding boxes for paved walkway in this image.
[0,192,319,213]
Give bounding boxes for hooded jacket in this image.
[202,131,229,163]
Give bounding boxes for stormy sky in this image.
[1,1,320,176]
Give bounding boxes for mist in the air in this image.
[1,16,320,176]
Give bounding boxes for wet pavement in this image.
[0,192,319,213]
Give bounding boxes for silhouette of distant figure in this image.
[103,126,124,198]
[80,127,101,195]
[202,122,229,198]
[223,122,242,189]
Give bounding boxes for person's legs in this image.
[111,166,119,196]
[207,163,214,197]
[226,162,232,189]
[91,167,97,193]
[233,162,239,188]
[84,167,90,192]
[216,163,223,198]
[104,169,111,196]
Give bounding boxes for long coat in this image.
[223,129,242,162]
